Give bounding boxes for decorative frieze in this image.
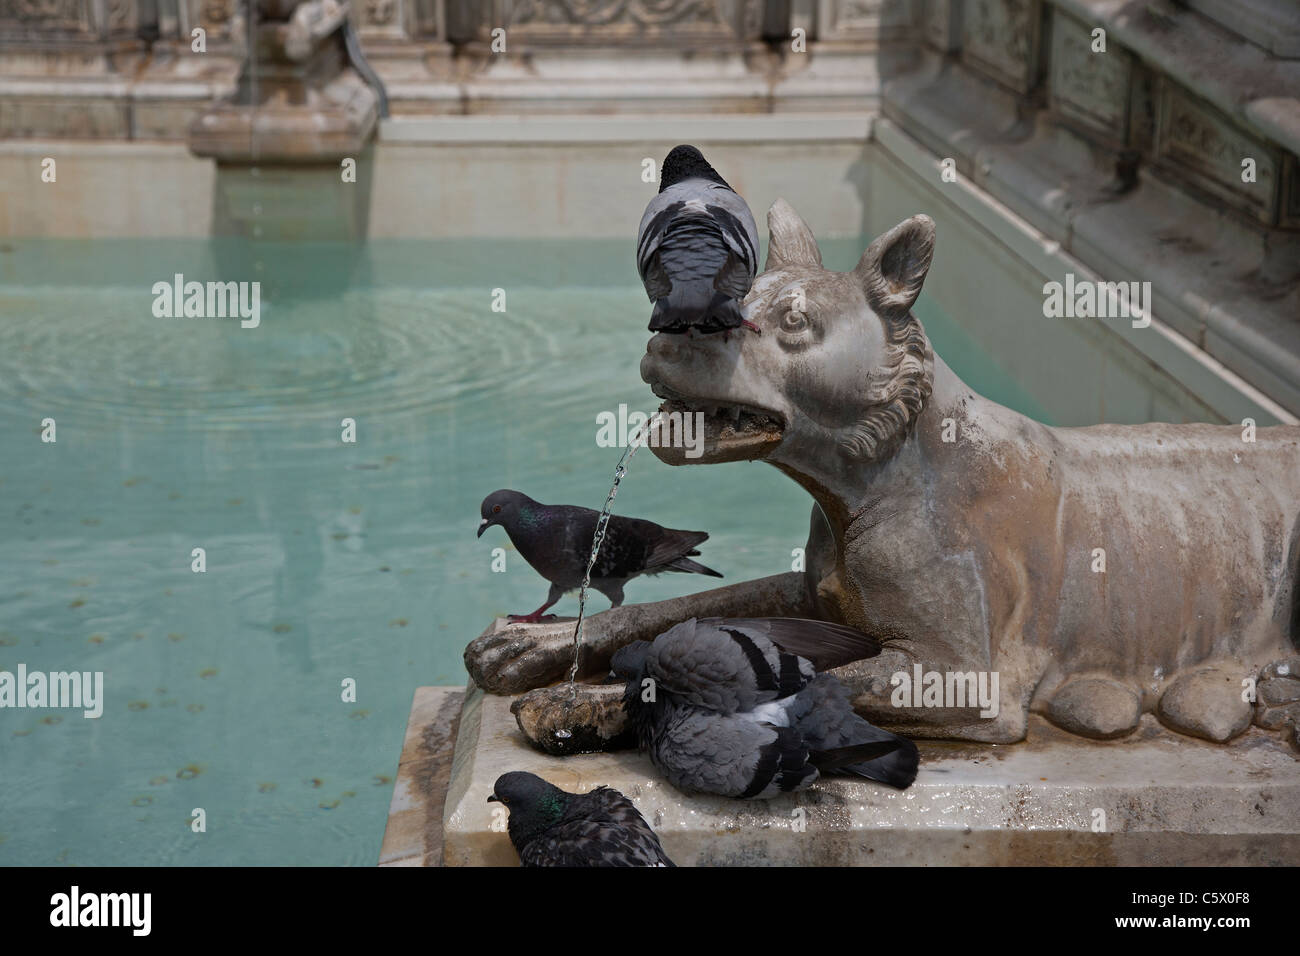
[357,0,407,38]
[1154,79,1283,225]
[195,0,239,40]
[449,0,764,46]
[1048,7,1130,143]
[918,0,959,52]
[0,0,152,42]
[961,0,1039,94]
[0,0,94,35]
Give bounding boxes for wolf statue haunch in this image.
[466,200,1300,747]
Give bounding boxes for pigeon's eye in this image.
[493,505,502,514]
[780,310,809,334]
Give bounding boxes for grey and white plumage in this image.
[611,617,920,799]
[637,145,760,334]
[489,771,674,867]
[478,489,722,622]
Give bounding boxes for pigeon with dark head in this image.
[611,617,920,798]
[637,145,761,335]
[478,489,722,623]
[489,771,674,867]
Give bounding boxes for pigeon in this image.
[637,144,761,335]
[610,617,920,799]
[477,489,722,623]
[489,771,675,867]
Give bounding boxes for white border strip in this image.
[379,112,873,145]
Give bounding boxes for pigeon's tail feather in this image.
[809,739,906,772]
[793,674,920,789]
[649,280,713,333]
[705,292,746,331]
[649,282,745,334]
[835,735,920,790]
[665,556,724,578]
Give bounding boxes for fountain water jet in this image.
[567,411,663,686]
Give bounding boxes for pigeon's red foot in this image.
[507,612,559,624]
[742,319,762,334]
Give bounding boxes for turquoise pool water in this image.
[0,237,1051,865]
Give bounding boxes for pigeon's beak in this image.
[486,793,499,803]
[476,518,490,538]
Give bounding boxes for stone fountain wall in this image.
[2,1,1297,414]
[884,0,1300,416]
[0,1,923,137]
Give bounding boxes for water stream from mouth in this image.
[567,411,663,684]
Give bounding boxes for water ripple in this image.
[0,287,587,428]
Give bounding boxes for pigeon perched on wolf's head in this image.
[477,489,722,623]
[489,771,674,867]
[611,617,920,798]
[637,145,761,335]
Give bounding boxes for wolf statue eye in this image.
[780,310,809,333]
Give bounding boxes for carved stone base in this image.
[189,66,378,161]
[427,686,1300,866]
[186,20,381,163]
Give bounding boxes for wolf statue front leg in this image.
[464,572,813,695]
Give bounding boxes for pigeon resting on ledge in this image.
[637,145,761,335]
[477,489,722,623]
[611,617,920,798]
[489,771,674,867]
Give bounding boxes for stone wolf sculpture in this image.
[467,199,1300,747]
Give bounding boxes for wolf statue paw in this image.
[464,619,579,695]
[1157,664,1255,743]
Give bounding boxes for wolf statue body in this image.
[468,200,1300,746]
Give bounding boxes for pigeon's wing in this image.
[519,795,673,868]
[581,787,674,866]
[651,704,818,799]
[636,192,686,300]
[630,519,711,573]
[588,514,702,581]
[791,674,919,790]
[645,617,815,714]
[700,617,883,672]
[512,504,600,589]
[702,183,760,297]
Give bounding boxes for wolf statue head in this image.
[641,199,937,496]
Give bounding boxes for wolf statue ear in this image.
[854,215,936,316]
[764,199,823,271]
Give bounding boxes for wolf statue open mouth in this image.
[649,393,785,464]
[469,198,1300,750]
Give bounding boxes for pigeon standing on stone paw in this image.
[477,489,722,623]
[637,144,761,335]
[611,617,920,798]
[489,771,674,867]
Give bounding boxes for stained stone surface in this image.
[378,685,465,867]
[432,686,1300,867]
